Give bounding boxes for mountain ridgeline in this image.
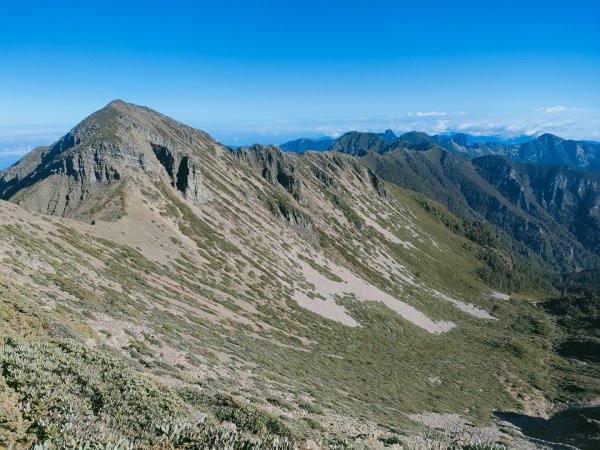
[281,130,600,172]
[282,130,600,272]
[1,101,599,449]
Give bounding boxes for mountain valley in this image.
[0,101,598,449]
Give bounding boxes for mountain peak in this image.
[535,133,562,142]
[0,101,215,219]
[107,98,127,107]
[100,99,140,115]
[380,129,398,141]
[398,131,435,148]
[101,99,161,119]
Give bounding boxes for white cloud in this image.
[408,111,447,117]
[532,105,590,114]
[426,120,450,134]
[534,105,569,113]
[189,107,600,145]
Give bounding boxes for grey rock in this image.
[0,100,214,220]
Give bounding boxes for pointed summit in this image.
[380,129,398,141]
[91,99,140,119]
[107,98,127,107]
[0,101,215,220]
[534,133,563,143]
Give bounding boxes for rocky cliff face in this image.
[474,156,600,257]
[150,143,212,205]
[360,147,600,271]
[234,144,306,202]
[0,100,213,220]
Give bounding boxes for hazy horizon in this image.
[2,104,600,169]
[2,103,600,170]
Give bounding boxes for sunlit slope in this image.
[1,101,596,448]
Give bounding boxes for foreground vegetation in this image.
[0,291,514,449]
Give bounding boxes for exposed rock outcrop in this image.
[0,100,213,220]
[233,144,305,203]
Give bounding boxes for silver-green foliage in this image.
[154,419,296,449]
[1,337,185,446]
[1,338,301,449]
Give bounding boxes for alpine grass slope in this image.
[0,101,598,449]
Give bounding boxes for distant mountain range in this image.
[281,130,600,173]
[280,130,600,271]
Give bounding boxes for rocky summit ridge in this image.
[0,100,214,220]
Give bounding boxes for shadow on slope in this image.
[495,407,600,450]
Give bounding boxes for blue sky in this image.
[1,0,599,167]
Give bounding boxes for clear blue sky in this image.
[1,0,599,166]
